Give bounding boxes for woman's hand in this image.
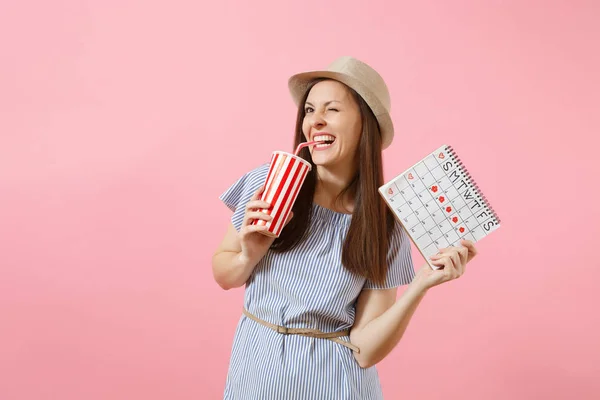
[412,240,478,292]
[237,185,292,267]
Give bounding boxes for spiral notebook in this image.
[379,145,501,269]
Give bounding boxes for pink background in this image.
[1,1,599,399]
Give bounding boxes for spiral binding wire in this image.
[445,145,501,225]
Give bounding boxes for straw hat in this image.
[288,56,394,149]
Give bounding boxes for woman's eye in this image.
[304,107,314,113]
[328,108,339,112]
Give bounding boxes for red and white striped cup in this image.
[253,151,312,237]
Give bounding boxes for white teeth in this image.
[314,135,335,142]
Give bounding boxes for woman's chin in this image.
[310,155,333,167]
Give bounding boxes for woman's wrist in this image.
[409,272,430,297]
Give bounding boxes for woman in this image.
[212,56,478,399]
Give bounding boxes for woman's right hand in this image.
[237,185,293,268]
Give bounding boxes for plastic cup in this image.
[252,151,312,237]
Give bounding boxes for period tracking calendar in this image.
[379,145,501,269]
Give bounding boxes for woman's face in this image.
[302,80,362,168]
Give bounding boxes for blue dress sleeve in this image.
[219,163,270,232]
[363,220,415,289]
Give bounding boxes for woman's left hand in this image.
[412,240,478,291]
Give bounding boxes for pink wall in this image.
[1,1,598,399]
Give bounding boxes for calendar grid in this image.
[379,145,501,266]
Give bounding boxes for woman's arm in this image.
[212,223,258,290]
[212,186,293,290]
[212,184,274,290]
[349,279,426,368]
[350,240,477,368]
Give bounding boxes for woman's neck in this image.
[313,164,357,214]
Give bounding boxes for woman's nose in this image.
[309,110,326,129]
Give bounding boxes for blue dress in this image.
[219,163,415,399]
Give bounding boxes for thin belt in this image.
[242,309,360,353]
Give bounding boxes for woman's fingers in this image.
[241,224,269,235]
[243,211,272,228]
[247,211,272,221]
[250,185,265,201]
[430,253,459,280]
[430,256,452,277]
[457,246,468,274]
[460,240,478,262]
[429,246,454,260]
[427,242,476,287]
[246,200,271,211]
[435,247,450,255]
[430,246,468,272]
[242,188,271,228]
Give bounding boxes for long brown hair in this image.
[271,79,395,285]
